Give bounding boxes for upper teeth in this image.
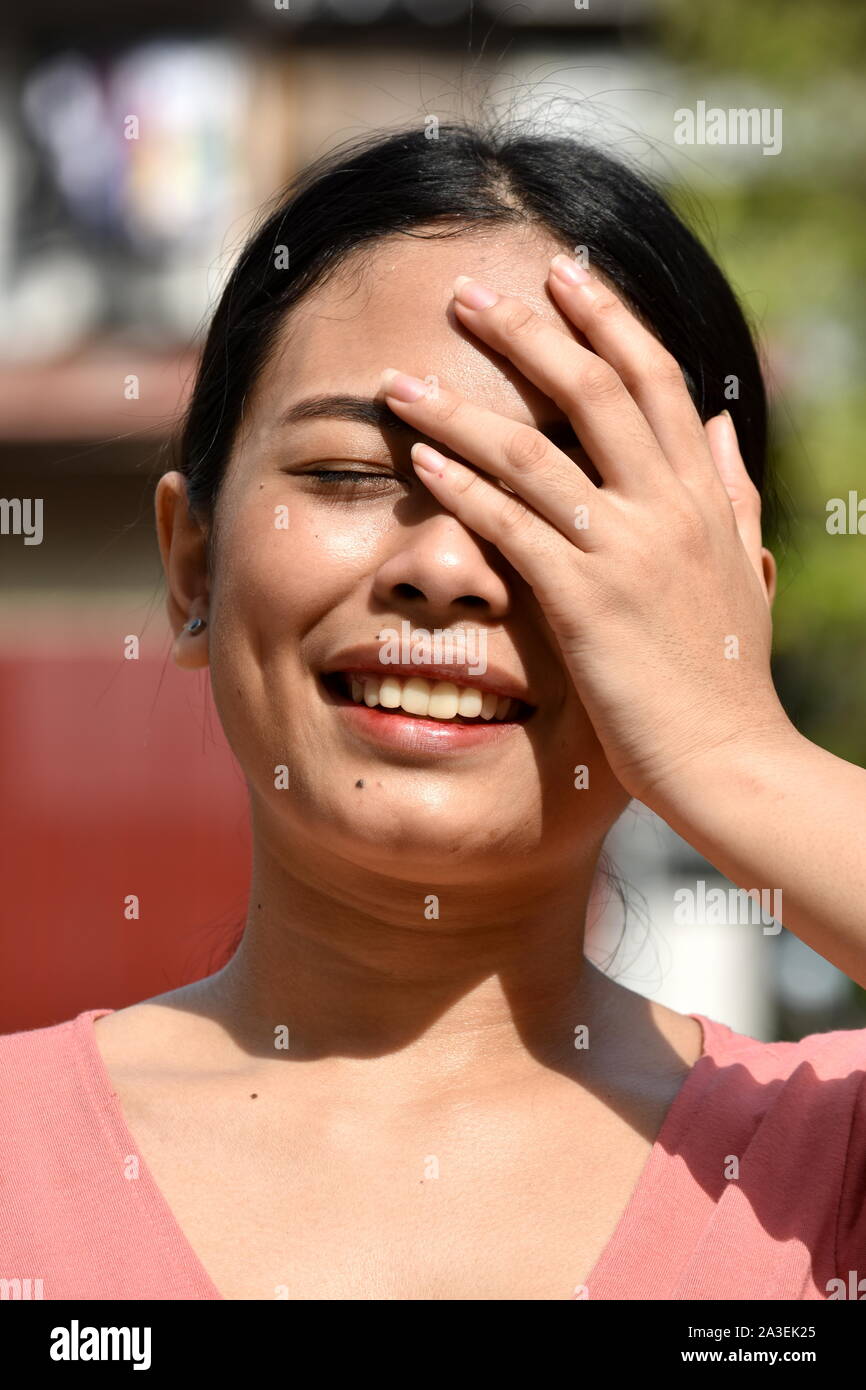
[348,675,514,722]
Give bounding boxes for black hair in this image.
[177,119,776,541]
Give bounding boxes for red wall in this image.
[0,652,250,1034]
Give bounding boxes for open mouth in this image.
[322,671,534,725]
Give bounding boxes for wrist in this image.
[629,709,803,826]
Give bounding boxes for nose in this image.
[372,513,511,624]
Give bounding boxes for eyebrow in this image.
[276,394,582,451]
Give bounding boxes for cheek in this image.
[205,490,397,772]
[213,493,391,633]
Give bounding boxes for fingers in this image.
[449,276,672,495]
[409,441,576,588]
[380,273,761,595]
[545,255,720,487]
[380,368,603,545]
[704,411,767,591]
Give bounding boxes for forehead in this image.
[251,225,586,426]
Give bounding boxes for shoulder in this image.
[0,1010,115,1167]
[697,1013,866,1082]
[688,1014,866,1187]
[690,1017,866,1272]
[0,1009,99,1088]
[89,981,233,1082]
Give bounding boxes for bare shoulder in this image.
[591,970,705,1074]
[92,978,230,1079]
[649,999,705,1068]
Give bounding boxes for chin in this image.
[288,783,550,885]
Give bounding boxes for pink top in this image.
[1,1007,865,1300]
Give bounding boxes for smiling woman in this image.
[2,121,866,1303]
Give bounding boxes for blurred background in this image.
[1,0,864,1038]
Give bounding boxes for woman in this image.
[2,122,865,1301]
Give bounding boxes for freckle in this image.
[355,779,365,788]
[250,1093,258,1099]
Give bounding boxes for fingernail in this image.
[381,368,428,402]
[411,442,447,476]
[453,276,499,309]
[550,254,592,285]
[720,408,738,435]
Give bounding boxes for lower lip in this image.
[334,697,525,754]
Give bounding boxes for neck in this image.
[206,808,634,1098]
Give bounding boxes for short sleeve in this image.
[837,1064,866,1279]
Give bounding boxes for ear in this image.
[760,546,777,607]
[155,471,210,670]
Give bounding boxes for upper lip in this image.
[321,643,536,705]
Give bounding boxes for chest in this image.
[114,1085,663,1300]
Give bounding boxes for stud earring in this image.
[187,617,207,635]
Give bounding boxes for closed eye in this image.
[292,465,411,496]
[311,469,397,482]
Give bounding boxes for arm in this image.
[646,722,866,988]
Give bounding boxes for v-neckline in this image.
[77,1006,715,1301]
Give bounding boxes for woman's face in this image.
[199,227,629,883]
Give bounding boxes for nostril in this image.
[392,583,424,601]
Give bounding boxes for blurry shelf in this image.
[0,350,199,443]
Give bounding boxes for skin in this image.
[91,224,866,1301]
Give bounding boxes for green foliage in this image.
[658,1,866,767]
[659,0,866,83]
